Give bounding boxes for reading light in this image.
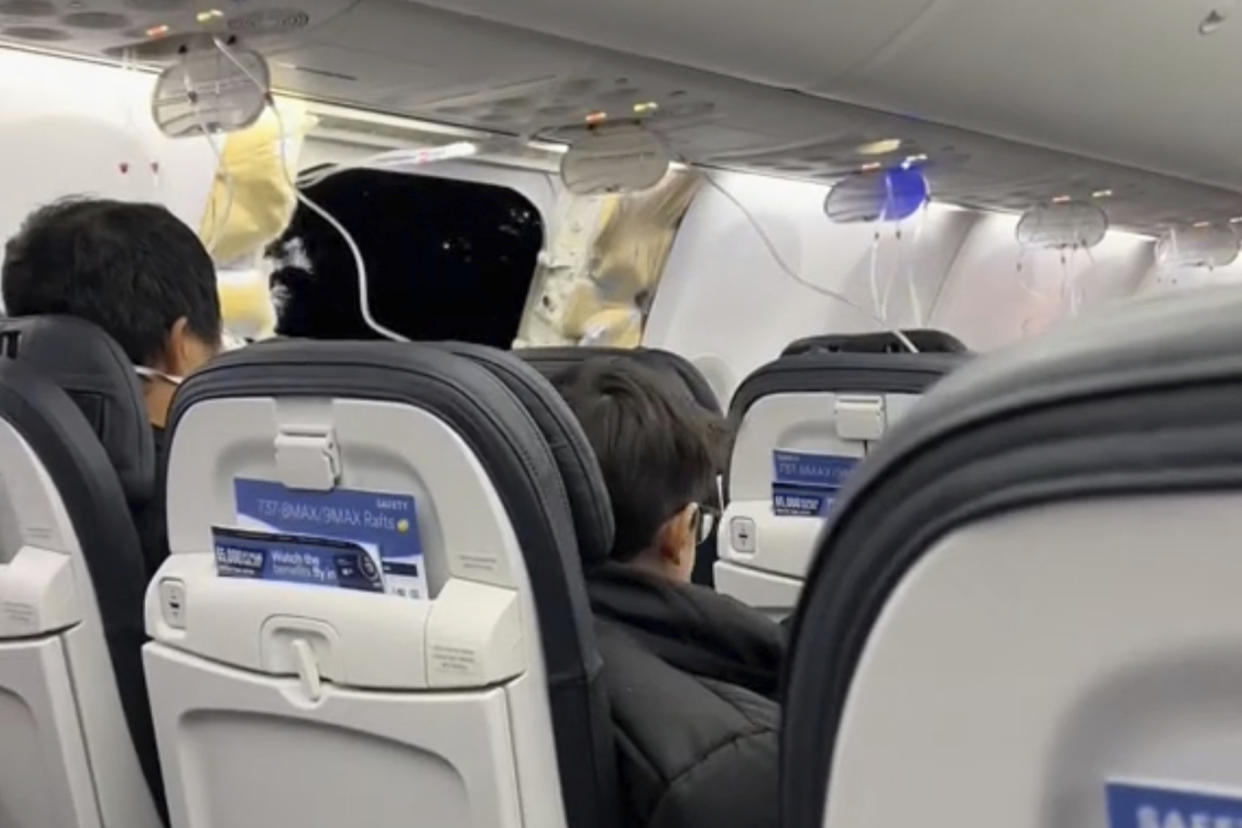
[856,138,902,156]
[632,101,659,115]
[1050,194,1073,204]
[145,23,169,36]
[1091,189,1113,199]
[585,110,608,125]
[196,8,223,22]
[860,161,882,172]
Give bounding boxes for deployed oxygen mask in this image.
[1156,223,1240,270]
[560,122,671,196]
[152,42,270,138]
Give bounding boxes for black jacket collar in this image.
[586,562,786,700]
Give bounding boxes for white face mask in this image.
[134,365,184,386]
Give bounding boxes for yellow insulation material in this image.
[198,102,313,265]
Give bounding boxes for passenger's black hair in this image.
[1,198,221,365]
[554,357,724,563]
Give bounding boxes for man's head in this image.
[554,357,724,581]
[2,198,222,426]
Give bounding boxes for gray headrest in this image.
[0,315,154,503]
[435,342,617,566]
[782,329,968,357]
[517,346,722,414]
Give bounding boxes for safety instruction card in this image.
[771,449,858,517]
[1107,779,1242,828]
[212,478,427,600]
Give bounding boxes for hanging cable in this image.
[876,173,895,318]
[211,36,409,342]
[182,68,233,256]
[1065,246,1083,316]
[905,205,928,327]
[199,125,233,257]
[698,172,918,353]
[867,229,882,318]
[296,142,482,190]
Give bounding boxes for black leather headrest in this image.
[0,315,154,503]
[435,343,616,565]
[783,329,968,357]
[516,346,722,414]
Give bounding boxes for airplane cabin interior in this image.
[0,1,1240,827]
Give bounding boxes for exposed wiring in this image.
[905,205,928,326]
[881,230,897,318]
[698,172,919,353]
[867,230,882,319]
[211,35,409,343]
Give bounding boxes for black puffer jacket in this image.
[587,563,785,828]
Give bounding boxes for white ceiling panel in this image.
[807,0,1242,190]
[275,0,581,107]
[266,44,441,104]
[400,0,935,87]
[398,0,1242,192]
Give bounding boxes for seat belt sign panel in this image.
[771,450,857,516]
[218,478,428,600]
[1106,780,1242,828]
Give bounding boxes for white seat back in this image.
[717,351,962,618]
[0,317,164,828]
[781,288,1242,828]
[145,341,616,828]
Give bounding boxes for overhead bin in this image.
[4,0,1239,231]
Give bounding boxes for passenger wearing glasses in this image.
[554,357,783,828]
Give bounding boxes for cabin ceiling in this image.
[3,0,1241,234]
[406,0,1242,192]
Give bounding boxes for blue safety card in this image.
[213,478,427,600]
[1106,780,1242,828]
[771,450,857,517]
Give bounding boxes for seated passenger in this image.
[1,198,223,573]
[554,358,783,828]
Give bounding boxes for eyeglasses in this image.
[692,503,721,545]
